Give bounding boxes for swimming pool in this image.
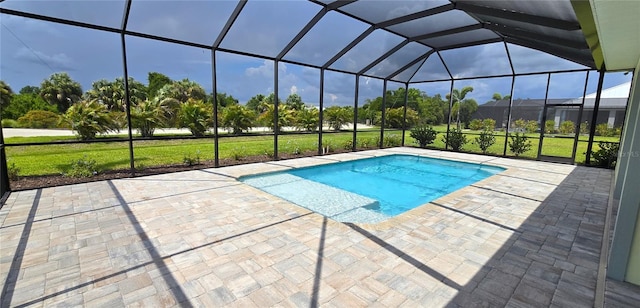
[240,154,504,223]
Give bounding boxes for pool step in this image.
[331,205,390,224]
[242,173,387,222]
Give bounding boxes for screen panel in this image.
[440,43,512,78]
[339,0,449,24]
[127,0,238,45]
[220,0,321,57]
[365,42,431,79]
[388,10,478,38]
[330,29,405,73]
[1,0,125,28]
[283,11,369,67]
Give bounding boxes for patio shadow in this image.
[439,167,612,307]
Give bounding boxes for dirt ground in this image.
[7,150,352,191]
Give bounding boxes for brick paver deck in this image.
[1,148,638,307]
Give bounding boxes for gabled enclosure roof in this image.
[0,0,600,83]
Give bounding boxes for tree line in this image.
[1,72,480,140]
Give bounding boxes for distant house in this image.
[473,82,631,130]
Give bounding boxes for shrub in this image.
[475,129,496,154]
[512,118,527,132]
[321,139,335,153]
[469,119,483,130]
[183,150,201,166]
[283,140,301,155]
[595,123,613,137]
[508,133,532,157]
[2,119,20,128]
[559,120,575,134]
[599,126,623,137]
[231,147,246,160]
[545,120,555,134]
[580,121,589,135]
[613,126,622,137]
[591,141,619,169]
[263,149,275,158]
[372,136,381,148]
[343,139,354,151]
[525,120,538,134]
[443,129,467,151]
[482,118,496,130]
[357,137,374,149]
[8,162,20,181]
[65,155,98,178]
[382,134,402,148]
[135,163,146,172]
[17,110,60,128]
[410,125,437,148]
[384,107,419,129]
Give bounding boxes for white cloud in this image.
[290,85,298,95]
[2,14,62,36]
[14,47,76,71]
[139,16,182,38]
[245,60,274,78]
[329,94,338,103]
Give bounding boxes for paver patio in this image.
[1,148,639,307]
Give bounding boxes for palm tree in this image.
[61,100,120,140]
[177,99,212,137]
[39,72,83,113]
[285,93,305,110]
[258,102,294,133]
[446,86,474,130]
[0,80,14,109]
[85,78,147,112]
[293,107,319,132]
[130,98,173,137]
[491,93,511,102]
[220,104,256,134]
[324,106,353,131]
[156,79,206,104]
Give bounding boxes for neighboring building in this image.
[473,82,631,130]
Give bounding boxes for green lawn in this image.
[5,128,619,177]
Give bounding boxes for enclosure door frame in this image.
[537,103,584,164]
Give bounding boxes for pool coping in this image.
[207,147,536,230]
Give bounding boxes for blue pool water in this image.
[240,154,504,223]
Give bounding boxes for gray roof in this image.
[480,97,628,109]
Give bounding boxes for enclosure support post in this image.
[211,50,219,167]
[401,82,409,146]
[446,80,454,150]
[503,76,516,156]
[318,69,325,155]
[273,60,279,161]
[586,68,606,164]
[503,42,516,157]
[380,80,387,148]
[0,127,10,202]
[120,35,135,176]
[353,75,359,152]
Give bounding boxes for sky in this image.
[0,0,633,108]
